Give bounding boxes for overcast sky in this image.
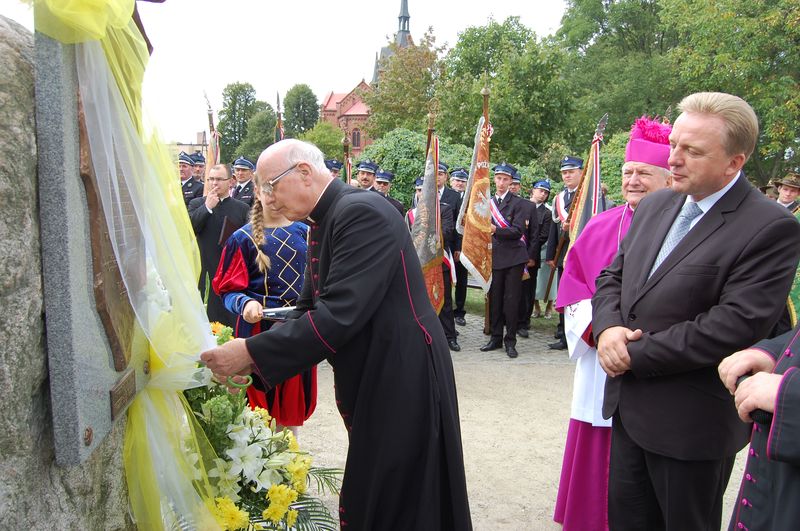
[3,0,565,143]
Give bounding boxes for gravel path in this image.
[299,314,746,530]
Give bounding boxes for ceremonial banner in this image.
[568,129,606,251]
[275,93,285,143]
[411,137,445,313]
[789,210,800,326]
[456,116,493,293]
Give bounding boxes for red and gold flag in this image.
[411,136,445,313]
[456,116,493,293]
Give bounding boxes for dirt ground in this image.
[299,314,746,530]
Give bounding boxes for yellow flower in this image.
[286,455,312,494]
[286,509,299,527]
[210,321,224,335]
[286,430,300,452]
[262,484,298,523]
[253,407,272,424]
[211,497,250,530]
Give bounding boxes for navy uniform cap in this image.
[437,162,449,173]
[450,168,468,181]
[414,177,424,188]
[533,180,551,191]
[192,152,205,164]
[325,159,344,171]
[178,151,195,165]
[233,157,255,170]
[375,169,395,183]
[357,160,378,173]
[560,156,583,171]
[492,162,517,177]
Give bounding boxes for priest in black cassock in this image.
[201,139,473,530]
[188,164,249,328]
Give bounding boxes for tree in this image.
[236,106,277,162]
[660,0,800,182]
[441,16,533,79]
[359,128,472,207]
[218,82,266,162]
[283,84,319,138]
[299,121,345,160]
[364,30,443,138]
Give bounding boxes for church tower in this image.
[372,0,413,84]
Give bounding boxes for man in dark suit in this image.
[507,170,539,338]
[188,164,250,328]
[230,156,256,208]
[191,152,205,182]
[356,159,378,190]
[178,151,203,208]
[547,156,584,349]
[518,179,549,334]
[774,172,800,213]
[592,92,800,531]
[325,158,343,180]
[449,168,469,326]
[373,168,406,216]
[200,139,472,530]
[480,163,530,358]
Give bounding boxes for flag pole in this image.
[480,86,492,335]
[544,113,608,296]
[342,130,351,183]
[202,91,219,196]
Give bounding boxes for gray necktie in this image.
[648,201,703,278]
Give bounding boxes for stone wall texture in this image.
[0,15,133,529]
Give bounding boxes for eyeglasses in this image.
[206,176,231,183]
[262,163,298,195]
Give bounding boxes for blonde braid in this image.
[249,197,271,273]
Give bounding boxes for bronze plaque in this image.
[109,368,137,420]
[78,99,149,373]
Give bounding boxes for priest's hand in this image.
[243,300,264,324]
[201,338,253,379]
[719,348,776,395]
[597,326,642,377]
[205,188,220,210]
[734,372,782,422]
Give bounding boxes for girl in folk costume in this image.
[212,174,317,432]
[553,116,672,530]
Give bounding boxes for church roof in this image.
[322,92,348,112]
[342,100,369,116]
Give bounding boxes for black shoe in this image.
[548,340,568,350]
[448,339,461,352]
[516,328,529,338]
[506,345,519,358]
[455,316,466,326]
[480,340,503,352]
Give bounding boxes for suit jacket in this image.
[491,193,529,270]
[245,179,472,529]
[231,180,255,207]
[440,187,463,252]
[181,177,204,208]
[592,176,800,460]
[546,188,575,266]
[533,202,552,263]
[370,188,405,217]
[188,196,250,326]
[515,196,540,262]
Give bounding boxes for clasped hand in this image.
[597,326,643,377]
[718,348,779,422]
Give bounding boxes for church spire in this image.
[396,0,410,46]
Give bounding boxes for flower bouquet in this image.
[186,323,341,530]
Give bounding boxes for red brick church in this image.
[319,0,412,157]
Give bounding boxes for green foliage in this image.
[442,16,534,78]
[284,84,320,138]
[364,31,443,138]
[600,131,629,204]
[300,121,345,160]
[236,106,277,163]
[218,82,267,162]
[660,0,800,182]
[359,128,472,207]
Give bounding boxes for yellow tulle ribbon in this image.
[34,1,223,529]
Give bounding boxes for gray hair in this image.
[283,139,327,173]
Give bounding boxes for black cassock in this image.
[729,324,800,531]
[187,196,250,328]
[246,179,472,530]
